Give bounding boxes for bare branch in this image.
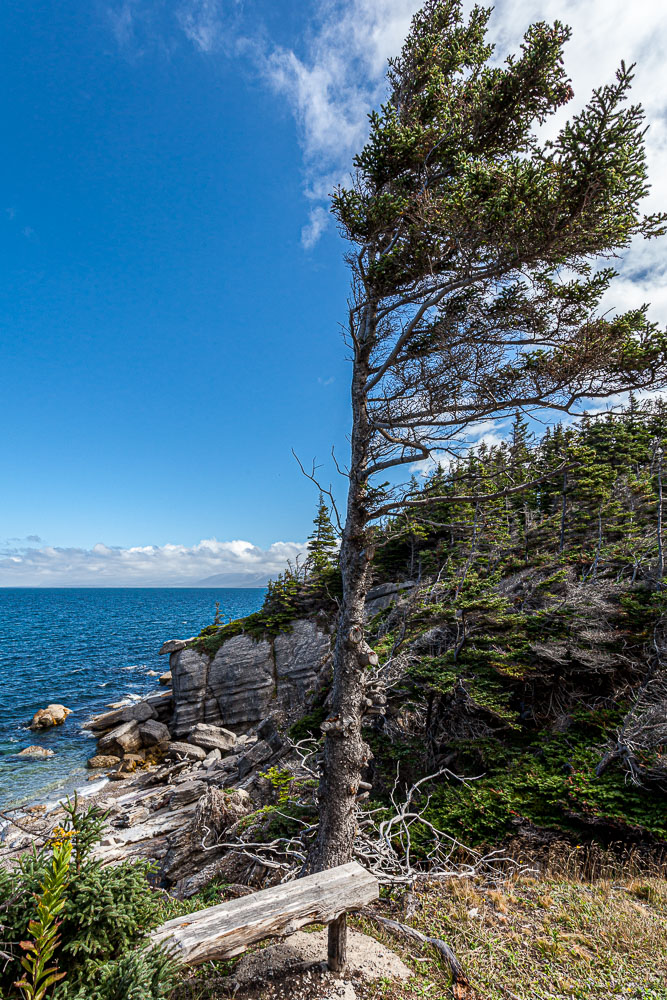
[291,449,342,533]
[373,462,575,518]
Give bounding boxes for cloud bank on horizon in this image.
[0,538,307,587]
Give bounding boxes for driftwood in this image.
[360,910,468,985]
[151,861,378,965]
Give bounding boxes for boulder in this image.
[169,781,207,808]
[166,741,207,761]
[87,754,121,769]
[18,745,54,757]
[98,720,143,756]
[159,672,172,686]
[237,739,273,779]
[139,719,171,746]
[211,752,241,775]
[204,749,221,768]
[188,723,237,754]
[236,733,257,748]
[85,699,157,734]
[85,708,125,733]
[256,717,284,754]
[131,701,157,723]
[145,690,173,720]
[29,704,71,730]
[118,754,145,773]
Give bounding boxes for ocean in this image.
[0,588,265,810]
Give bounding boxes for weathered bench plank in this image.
[151,861,378,965]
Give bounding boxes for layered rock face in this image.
[168,619,332,738]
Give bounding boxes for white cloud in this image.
[177,0,236,53]
[301,205,330,248]
[106,0,239,57]
[0,537,307,587]
[260,1,417,244]
[107,0,136,50]
[105,0,667,274]
[486,0,667,326]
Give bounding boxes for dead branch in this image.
[291,449,343,532]
[359,909,469,986]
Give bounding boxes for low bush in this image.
[0,797,178,1000]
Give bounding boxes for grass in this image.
[166,864,667,1000]
[355,871,667,1000]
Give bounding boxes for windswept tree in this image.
[311,0,667,927]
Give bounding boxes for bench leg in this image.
[328,913,348,974]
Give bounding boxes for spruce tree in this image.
[307,493,339,572]
[313,2,667,967]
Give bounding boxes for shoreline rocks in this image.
[7,705,290,901]
[82,619,331,782]
[87,754,120,769]
[26,620,322,894]
[29,704,71,730]
[139,719,171,746]
[98,720,144,756]
[188,723,236,753]
[18,745,55,757]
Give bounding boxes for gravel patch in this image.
[234,928,411,985]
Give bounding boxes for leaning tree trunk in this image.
[308,306,376,969]
[311,492,373,862]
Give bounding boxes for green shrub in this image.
[0,797,177,1000]
[14,839,71,1000]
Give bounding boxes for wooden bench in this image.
[151,861,379,970]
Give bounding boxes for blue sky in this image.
[1,0,666,586]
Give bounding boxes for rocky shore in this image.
[2,617,335,896]
[2,583,417,892]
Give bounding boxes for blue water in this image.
[0,588,265,809]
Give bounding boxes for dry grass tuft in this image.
[354,871,667,1000]
[169,867,667,1000]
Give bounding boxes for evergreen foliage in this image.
[367,400,667,846]
[307,493,339,573]
[314,0,667,874]
[0,799,177,1000]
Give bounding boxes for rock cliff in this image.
[166,618,332,738]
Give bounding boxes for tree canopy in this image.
[332,0,667,515]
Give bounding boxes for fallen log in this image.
[151,861,378,965]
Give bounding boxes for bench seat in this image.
[151,860,379,966]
